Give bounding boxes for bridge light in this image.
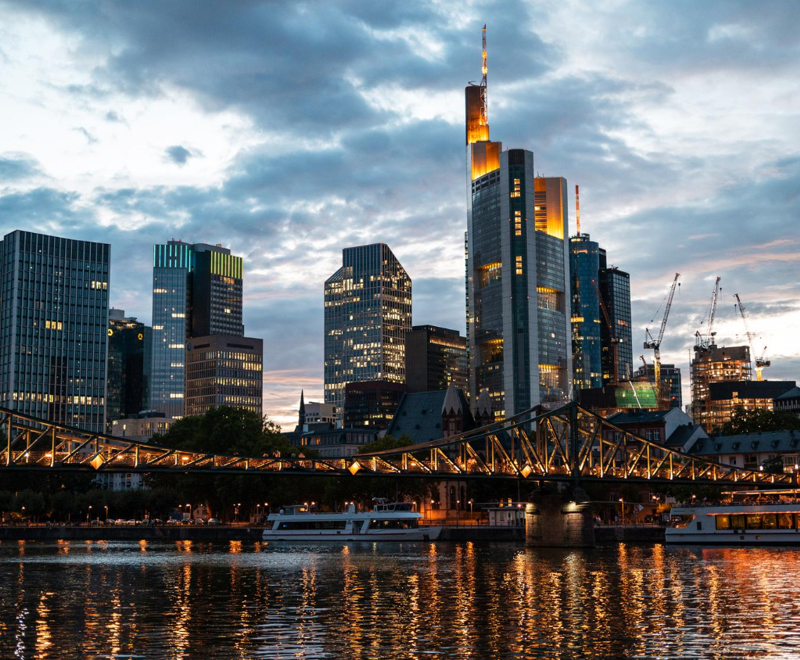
[521,464,532,478]
[348,460,361,476]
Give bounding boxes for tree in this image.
[719,408,800,435]
[762,455,785,475]
[358,434,415,454]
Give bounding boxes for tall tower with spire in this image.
[298,390,306,428]
[464,25,572,418]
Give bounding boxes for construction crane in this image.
[592,278,619,384]
[694,276,721,352]
[733,293,771,381]
[643,273,680,407]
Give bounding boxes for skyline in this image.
[1,1,798,428]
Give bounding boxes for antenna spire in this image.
[575,184,581,235]
[481,24,488,129]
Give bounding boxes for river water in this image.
[1,540,799,658]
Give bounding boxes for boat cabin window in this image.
[369,519,419,529]
[695,521,702,531]
[715,515,730,530]
[731,514,746,529]
[277,521,348,530]
[778,513,794,529]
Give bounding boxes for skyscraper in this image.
[150,241,244,417]
[0,230,110,432]
[465,40,571,418]
[598,250,633,384]
[569,234,603,390]
[405,325,468,394]
[324,243,412,416]
[107,308,151,431]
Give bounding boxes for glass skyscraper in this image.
[569,234,603,390]
[324,243,412,417]
[107,308,151,431]
[465,81,571,418]
[599,249,633,383]
[150,241,244,418]
[0,230,110,432]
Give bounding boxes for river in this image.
[1,540,799,658]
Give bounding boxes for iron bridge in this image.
[0,403,794,487]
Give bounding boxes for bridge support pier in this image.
[525,489,594,548]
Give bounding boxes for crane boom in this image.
[706,276,720,345]
[643,272,680,408]
[734,293,770,380]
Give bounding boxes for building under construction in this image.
[690,344,752,431]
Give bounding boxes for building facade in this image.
[702,380,796,432]
[0,230,109,432]
[598,251,632,384]
[185,334,263,417]
[324,243,412,417]
[690,345,752,430]
[633,362,682,409]
[343,380,406,430]
[405,325,468,394]
[107,309,151,431]
[465,75,571,418]
[569,234,603,391]
[150,241,244,417]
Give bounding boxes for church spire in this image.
[299,390,306,427]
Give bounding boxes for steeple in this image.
[298,390,306,427]
[476,388,493,426]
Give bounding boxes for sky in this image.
[0,0,798,429]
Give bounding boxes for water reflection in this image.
[2,542,800,657]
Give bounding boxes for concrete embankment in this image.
[0,525,262,541]
[438,526,525,542]
[594,526,665,544]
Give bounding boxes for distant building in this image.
[107,309,152,432]
[150,241,244,418]
[690,345,752,431]
[0,230,110,432]
[344,380,406,430]
[703,380,796,432]
[102,412,176,491]
[303,402,338,425]
[598,251,632,383]
[324,243,412,418]
[405,325,468,394]
[605,408,708,452]
[689,430,800,473]
[775,387,800,416]
[185,335,263,417]
[292,427,379,458]
[569,234,603,391]
[634,363,682,409]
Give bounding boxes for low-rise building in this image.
[703,380,796,432]
[292,427,379,458]
[775,387,800,416]
[604,408,708,451]
[689,430,800,473]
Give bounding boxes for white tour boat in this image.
[666,489,800,545]
[262,500,442,542]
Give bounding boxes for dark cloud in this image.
[0,153,44,181]
[164,145,200,165]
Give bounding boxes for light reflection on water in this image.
[1,541,800,658]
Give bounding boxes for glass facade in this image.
[0,230,109,432]
[569,234,603,390]
[599,251,633,384]
[107,309,151,431]
[324,243,412,417]
[150,241,244,418]
[405,325,468,394]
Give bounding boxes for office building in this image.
[405,325,468,394]
[569,234,603,390]
[598,251,632,383]
[690,345,752,430]
[107,309,151,431]
[703,380,796,433]
[0,230,109,432]
[343,380,406,430]
[634,362,682,409]
[185,334,263,417]
[324,243,412,417]
[150,241,243,417]
[775,387,800,416]
[465,64,571,418]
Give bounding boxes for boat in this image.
[666,489,800,545]
[262,500,442,542]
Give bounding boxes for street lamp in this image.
[104,505,109,521]
[468,499,474,515]
[618,498,624,526]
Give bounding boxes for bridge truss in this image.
[0,404,794,487]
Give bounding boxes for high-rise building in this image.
[569,234,603,391]
[690,345,752,430]
[150,241,243,417]
[107,308,152,431]
[465,66,571,418]
[343,380,406,430]
[324,243,412,417]
[0,230,110,432]
[405,325,468,394]
[598,250,633,383]
[634,362,682,409]
[185,334,263,417]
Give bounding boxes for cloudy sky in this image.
[1,0,798,428]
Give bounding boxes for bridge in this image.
[1,403,793,487]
